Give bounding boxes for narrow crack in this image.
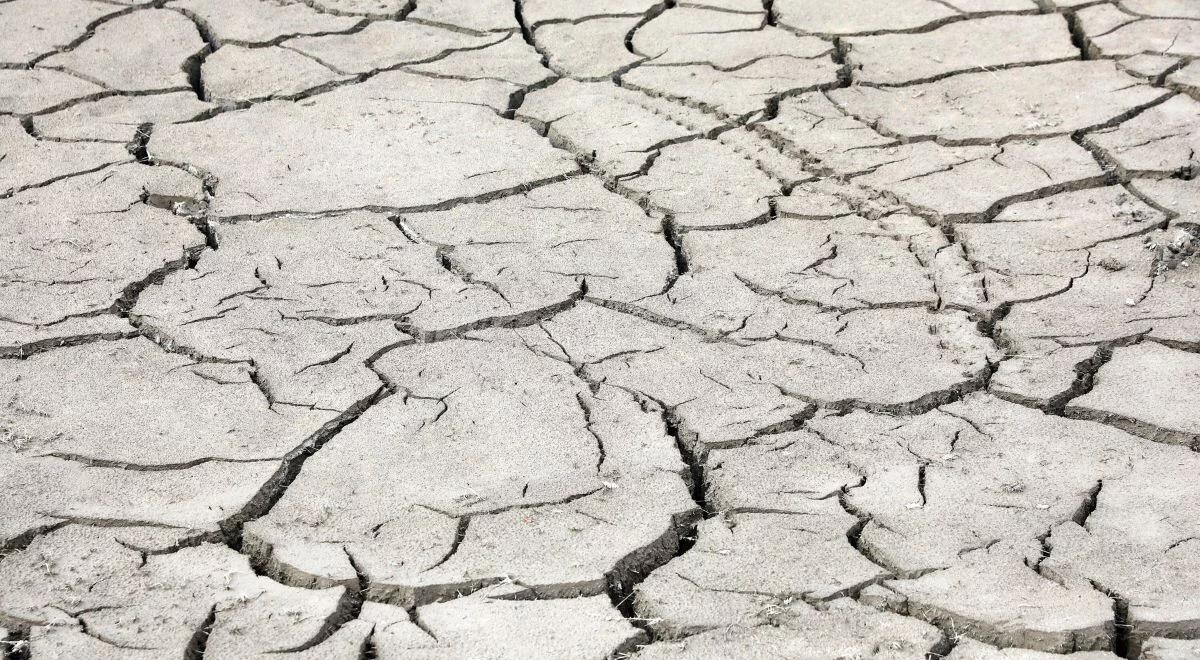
[216,169,585,223]
[422,516,470,573]
[183,604,217,660]
[1072,480,1104,529]
[176,7,216,102]
[6,5,1200,657]
[23,2,149,69]
[1090,580,1133,657]
[219,385,392,549]
[271,547,368,653]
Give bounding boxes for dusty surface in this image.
[1,0,1199,658]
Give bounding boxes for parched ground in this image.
[1,0,1199,658]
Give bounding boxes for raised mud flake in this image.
[651,271,790,333]
[419,589,645,658]
[27,626,160,659]
[132,212,437,411]
[0,116,130,195]
[135,195,637,402]
[1072,4,1140,46]
[1124,0,1200,18]
[406,33,550,89]
[886,544,1115,653]
[1077,4,1200,58]
[621,4,840,119]
[0,526,348,657]
[407,0,519,33]
[168,0,361,47]
[829,61,1165,144]
[381,461,694,607]
[532,17,644,81]
[621,54,840,120]
[0,527,215,650]
[1167,60,1200,99]
[1065,342,1200,448]
[0,444,275,548]
[364,589,646,659]
[997,234,1200,353]
[1043,526,1200,658]
[699,407,974,520]
[0,163,204,351]
[519,0,661,26]
[150,72,578,218]
[541,302,998,448]
[844,397,1200,655]
[682,213,939,310]
[357,602,436,655]
[41,9,205,93]
[758,97,1104,220]
[0,68,104,115]
[1137,176,1200,225]
[0,337,332,466]
[275,621,373,659]
[954,186,1169,311]
[845,15,1077,86]
[1119,53,1184,81]
[1084,94,1200,178]
[200,44,350,105]
[715,125,815,187]
[632,510,890,639]
[516,78,723,177]
[356,453,693,607]
[758,91,899,171]
[619,139,780,228]
[304,0,409,19]
[1040,448,1200,657]
[63,618,373,659]
[205,580,351,658]
[855,137,1104,221]
[400,177,676,306]
[32,91,215,142]
[772,178,859,219]
[414,596,645,658]
[841,396,1149,576]
[773,0,957,35]
[242,337,695,605]
[632,5,832,69]
[702,429,871,516]
[634,597,943,659]
[989,345,1099,410]
[284,21,498,75]
[0,0,119,66]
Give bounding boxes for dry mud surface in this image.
[2,0,1200,658]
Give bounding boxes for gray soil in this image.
[1,0,1199,658]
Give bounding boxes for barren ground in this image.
[2,0,1200,658]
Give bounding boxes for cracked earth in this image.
[2,0,1200,658]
